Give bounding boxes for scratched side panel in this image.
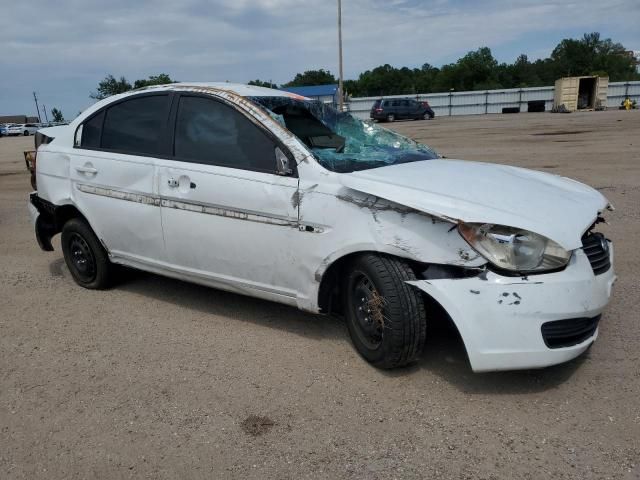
[69,150,165,262]
[156,159,301,297]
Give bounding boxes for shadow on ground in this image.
[52,259,589,395]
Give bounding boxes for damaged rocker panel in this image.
[75,183,302,228]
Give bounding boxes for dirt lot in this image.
[1,110,639,479]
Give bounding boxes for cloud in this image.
[1,0,638,117]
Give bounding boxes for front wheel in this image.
[23,130,30,136]
[61,218,113,289]
[344,254,426,368]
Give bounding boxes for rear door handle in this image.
[75,165,97,175]
[167,178,179,188]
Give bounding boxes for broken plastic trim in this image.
[249,97,438,173]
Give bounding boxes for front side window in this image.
[101,95,168,155]
[173,96,276,172]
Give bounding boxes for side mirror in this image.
[275,146,293,176]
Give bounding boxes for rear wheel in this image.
[61,218,113,289]
[23,130,29,136]
[386,113,395,122]
[344,254,426,368]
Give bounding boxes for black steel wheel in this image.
[344,254,427,369]
[67,232,96,282]
[349,271,384,350]
[61,218,113,289]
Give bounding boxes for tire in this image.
[386,113,395,122]
[344,254,426,369]
[61,218,113,289]
[24,130,29,136]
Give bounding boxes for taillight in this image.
[375,108,383,112]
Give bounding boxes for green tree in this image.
[550,32,637,79]
[91,73,174,100]
[283,69,337,87]
[90,75,132,100]
[133,73,175,89]
[248,79,279,89]
[50,108,65,123]
[433,47,501,91]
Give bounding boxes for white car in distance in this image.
[28,83,616,372]
[8,123,39,136]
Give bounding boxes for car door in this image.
[407,100,420,118]
[156,93,300,301]
[400,100,414,119]
[70,93,170,264]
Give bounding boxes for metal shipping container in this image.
[553,76,608,112]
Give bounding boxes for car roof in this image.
[133,82,311,100]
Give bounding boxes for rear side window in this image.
[372,100,382,108]
[81,111,104,148]
[101,95,168,155]
[173,96,276,172]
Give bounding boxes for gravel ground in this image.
[1,110,639,479]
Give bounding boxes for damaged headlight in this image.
[458,223,571,272]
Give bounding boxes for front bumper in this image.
[409,245,616,372]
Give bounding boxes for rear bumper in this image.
[409,245,616,372]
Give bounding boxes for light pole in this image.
[337,0,344,112]
[33,92,41,122]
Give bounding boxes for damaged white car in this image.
[28,83,616,372]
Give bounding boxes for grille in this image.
[581,232,611,275]
[541,316,600,349]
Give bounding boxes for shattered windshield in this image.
[249,96,438,173]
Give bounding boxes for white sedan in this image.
[27,83,616,372]
[7,123,39,136]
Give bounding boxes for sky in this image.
[1,0,638,120]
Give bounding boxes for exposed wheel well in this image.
[32,197,91,251]
[54,204,89,230]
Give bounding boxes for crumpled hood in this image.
[340,159,609,250]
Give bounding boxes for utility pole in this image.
[42,104,49,123]
[33,92,41,122]
[337,0,344,112]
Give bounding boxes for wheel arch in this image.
[316,246,428,314]
[31,196,100,252]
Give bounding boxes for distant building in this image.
[0,115,40,124]
[279,84,339,105]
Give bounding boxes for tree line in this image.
[253,32,639,97]
[92,32,638,100]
